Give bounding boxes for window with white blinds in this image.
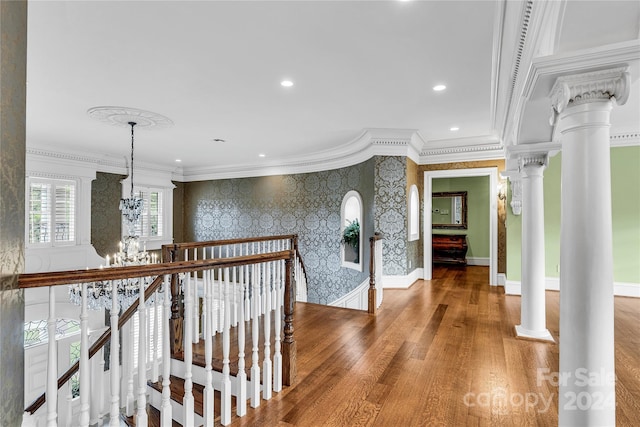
[127,188,163,239]
[28,178,76,245]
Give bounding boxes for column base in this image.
[515,325,555,343]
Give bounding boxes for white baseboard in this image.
[505,277,639,298]
[329,277,370,310]
[497,273,506,286]
[383,268,424,289]
[466,257,490,266]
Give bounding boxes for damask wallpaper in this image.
[374,156,410,276]
[182,159,376,304]
[0,1,27,423]
[91,172,126,257]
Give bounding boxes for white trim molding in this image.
[505,278,640,298]
[424,167,499,286]
[329,277,370,310]
[383,268,424,289]
[467,257,490,266]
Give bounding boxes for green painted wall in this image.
[506,146,640,283]
[432,176,490,258]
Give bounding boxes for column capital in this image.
[550,66,630,115]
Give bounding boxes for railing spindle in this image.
[236,278,247,417]
[263,261,273,401]
[192,249,199,344]
[250,264,261,408]
[183,273,195,426]
[161,275,173,427]
[152,289,160,382]
[79,283,90,426]
[274,258,283,392]
[46,287,58,427]
[125,320,135,416]
[221,267,232,425]
[137,277,148,426]
[109,281,120,426]
[203,269,214,426]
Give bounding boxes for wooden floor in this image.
[222,265,640,427]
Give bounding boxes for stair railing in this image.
[20,246,297,427]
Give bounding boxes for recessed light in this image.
[450,127,459,131]
[281,80,294,87]
[433,84,446,92]
[258,153,266,158]
[175,159,182,162]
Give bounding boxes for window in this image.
[408,185,420,241]
[126,187,163,239]
[28,178,76,246]
[341,191,363,271]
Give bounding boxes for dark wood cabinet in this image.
[432,234,468,265]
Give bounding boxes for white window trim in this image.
[26,176,79,249]
[340,190,364,272]
[408,184,420,241]
[121,173,175,250]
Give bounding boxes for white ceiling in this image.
[25,1,640,178]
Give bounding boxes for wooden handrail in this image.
[19,251,293,288]
[162,234,298,256]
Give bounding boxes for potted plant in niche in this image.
[341,218,360,263]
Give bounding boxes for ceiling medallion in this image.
[87,106,173,129]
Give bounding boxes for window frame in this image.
[340,190,364,272]
[408,184,420,241]
[26,176,78,248]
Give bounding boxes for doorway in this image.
[423,167,498,285]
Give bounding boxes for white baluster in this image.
[221,267,232,425]
[217,267,224,333]
[274,259,283,392]
[263,262,273,401]
[91,349,104,425]
[183,273,195,426]
[160,276,173,427]
[46,287,58,427]
[137,279,148,426]
[192,249,199,344]
[236,279,247,417]
[65,391,72,427]
[151,289,160,382]
[125,319,135,416]
[78,283,90,426]
[232,246,238,326]
[109,280,120,426]
[244,244,251,322]
[203,270,214,426]
[250,264,261,408]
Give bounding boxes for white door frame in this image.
[423,167,499,285]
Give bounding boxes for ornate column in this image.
[517,154,554,342]
[550,67,630,426]
[0,1,27,425]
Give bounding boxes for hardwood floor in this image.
[223,265,640,426]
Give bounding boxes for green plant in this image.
[341,218,360,250]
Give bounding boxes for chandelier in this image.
[70,107,172,310]
[120,122,144,235]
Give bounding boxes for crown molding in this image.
[27,145,180,180]
[610,131,640,147]
[178,128,426,182]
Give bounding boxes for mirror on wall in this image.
[432,191,467,229]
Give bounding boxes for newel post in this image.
[164,244,183,356]
[282,254,297,386]
[368,236,377,315]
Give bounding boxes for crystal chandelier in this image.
[70,112,169,310]
[120,121,144,236]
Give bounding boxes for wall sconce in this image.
[497,182,506,201]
